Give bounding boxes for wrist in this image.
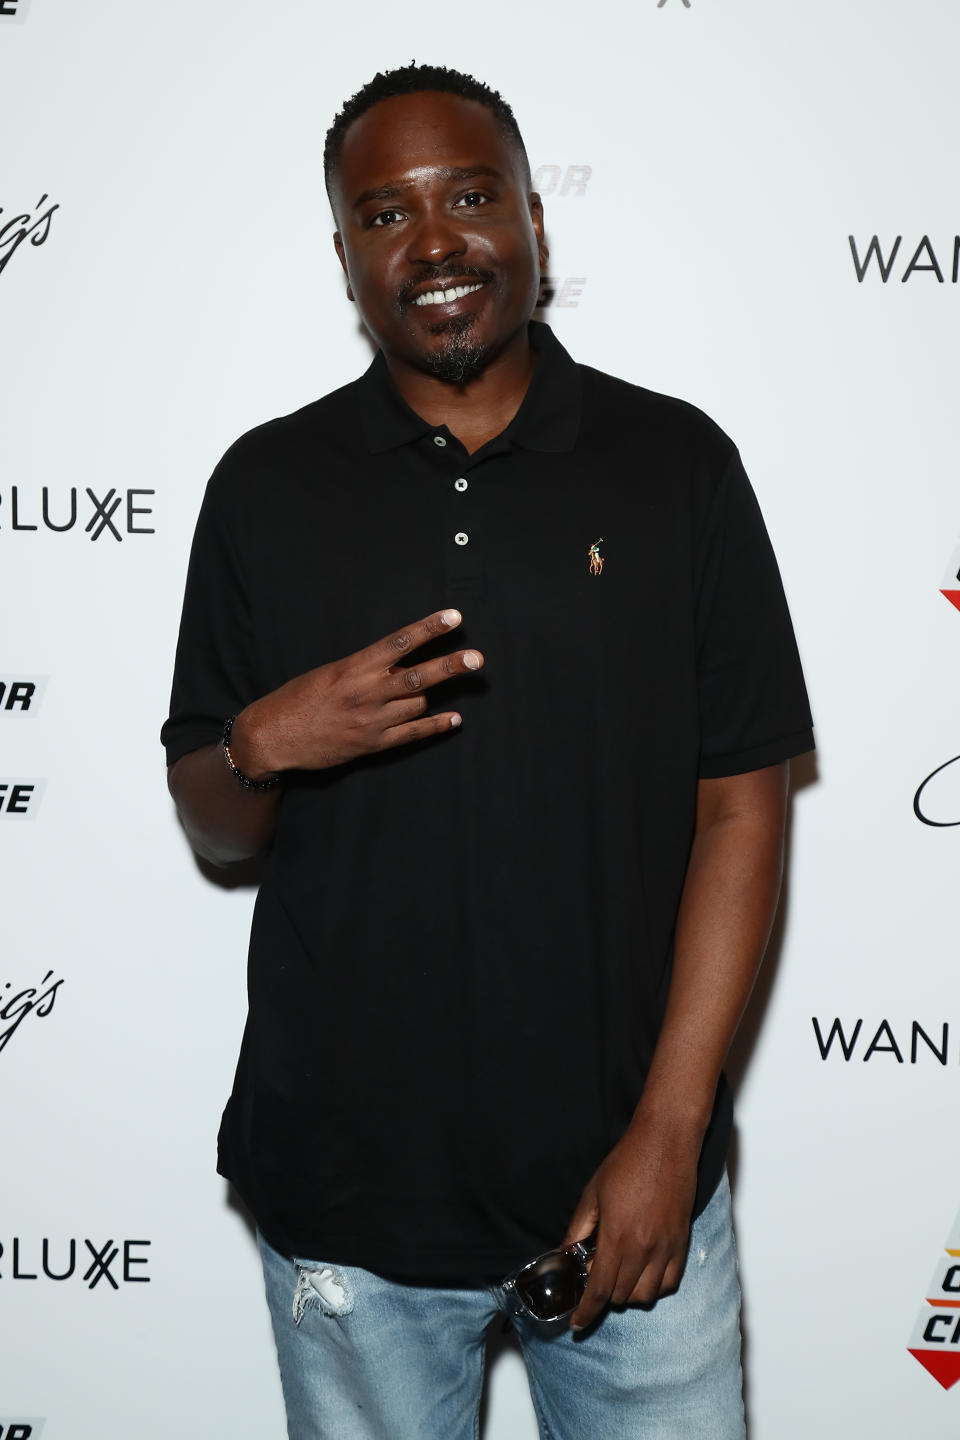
[224,708,281,787]
[630,1084,715,1145]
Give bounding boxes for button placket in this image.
[452,473,470,547]
[439,449,483,593]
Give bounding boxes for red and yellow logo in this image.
[908,1207,960,1389]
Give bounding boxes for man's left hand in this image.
[561,1114,701,1332]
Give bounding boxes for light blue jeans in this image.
[258,1172,745,1440]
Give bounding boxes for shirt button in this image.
[454,478,468,492]
[433,435,447,448]
[454,532,469,546]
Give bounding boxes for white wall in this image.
[3,0,959,1434]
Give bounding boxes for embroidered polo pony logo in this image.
[588,539,604,576]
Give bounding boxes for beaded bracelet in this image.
[222,715,281,791]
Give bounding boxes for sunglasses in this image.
[501,1236,597,1325]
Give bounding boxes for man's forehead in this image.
[336,91,519,196]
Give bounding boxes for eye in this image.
[370,209,405,227]
[454,191,490,209]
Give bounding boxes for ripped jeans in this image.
[257,1172,745,1440]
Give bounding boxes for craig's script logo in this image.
[0,195,56,276]
[908,1205,960,1389]
[0,1237,150,1289]
[913,538,960,826]
[0,487,155,540]
[850,234,960,283]
[0,970,63,1054]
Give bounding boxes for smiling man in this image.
[162,64,813,1440]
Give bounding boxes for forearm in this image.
[634,762,789,1142]
[167,709,281,866]
[563,765,790,1323]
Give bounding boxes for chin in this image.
[420,315,489,385]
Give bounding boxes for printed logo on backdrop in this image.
[0,678,47,715]
[537,278,587,310]
[812,1017,955,1064]
[849,234,960,283]
[532,165,592,198]
[0,0,32,22]
[939,536,960,617]
[1,970,63,1055]
[0,196,57,276]
[531,166,590,308]
[0,1238,150,1289]
[0,780,45,818]
[0,488,155,540]
[0,1423,45,1439]
[657,0,691,7]
[913,538,960,826]
[908,1206,960,1389]
[915,754,960,827]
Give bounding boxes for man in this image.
[162,64,813,1439]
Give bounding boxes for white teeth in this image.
[413,282,484,307]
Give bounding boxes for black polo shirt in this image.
[162,322,813,1278]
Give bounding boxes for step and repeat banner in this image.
[2,1,958,1436]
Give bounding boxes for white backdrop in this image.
[3,1,960,1435]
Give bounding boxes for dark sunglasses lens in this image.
[516,1252,584,1320]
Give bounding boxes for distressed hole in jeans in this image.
[697,1247,709,1267]
[292,1261,354,1323]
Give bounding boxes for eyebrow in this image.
[351,166,504,212]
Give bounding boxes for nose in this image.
[405,205,468,268]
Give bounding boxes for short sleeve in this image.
[160,456,260,767]
[695,451,813,777]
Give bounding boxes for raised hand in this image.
[231,608,482,779]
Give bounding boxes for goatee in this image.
[421,314,488,385]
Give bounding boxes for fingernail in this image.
[570,1324,583,1333]
[449,714,462,728]
[462,651,480,670]
[441,609,461,626]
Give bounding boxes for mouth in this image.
[412,281,486,308]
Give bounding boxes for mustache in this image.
[397,265,495,306]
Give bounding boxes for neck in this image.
[385,325,537,455]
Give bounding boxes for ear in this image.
[530,193,549,270]
[333,232,354,302]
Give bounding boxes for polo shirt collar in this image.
[357,320,582,455]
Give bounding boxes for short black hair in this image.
[323,63,531,207]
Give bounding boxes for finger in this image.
[613,1257,658,1307]
[386,648,483,697]
[561,1191,599,1250]
[658,1253,685,1297]
[367,609,463,668]
[624,1259,669,1307]
[570,1244,621,1332]
[382,694,429,728]
[376,712,463,751]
